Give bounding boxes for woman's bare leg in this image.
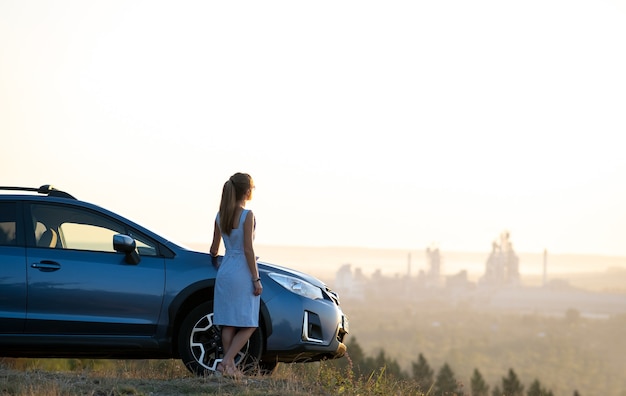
[221,326,235,356]
[218,326,236,373]
[222,327,257,375]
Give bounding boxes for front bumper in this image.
[262,286,349,363]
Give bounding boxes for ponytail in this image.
[218,173,252,235]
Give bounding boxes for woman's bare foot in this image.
[223,364,244,379]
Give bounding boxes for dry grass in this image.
[0,359,425,396]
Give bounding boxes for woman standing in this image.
[210,172,263,377]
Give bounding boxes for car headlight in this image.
[268,273,324,300]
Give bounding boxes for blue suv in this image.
[0,185,348,375]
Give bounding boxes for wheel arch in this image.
[167,280,214,357]
[168,281,273,358]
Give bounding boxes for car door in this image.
[25,203,166,336]
[0,201,26,333]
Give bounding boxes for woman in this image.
[210,172,262,377]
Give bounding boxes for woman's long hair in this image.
[219,172,252,235]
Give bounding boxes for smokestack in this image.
[543,249,548,286]
[407,252,411,277]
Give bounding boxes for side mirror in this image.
[113,234,141,265]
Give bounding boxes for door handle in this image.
[31,261,61,272]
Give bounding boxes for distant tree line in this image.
[330,337,578,396]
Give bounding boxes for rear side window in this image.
[0,202,17,246]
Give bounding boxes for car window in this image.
[0,202,17,246]
[30,204,158,256]
[60,222,119,251]
[132,235,158,256]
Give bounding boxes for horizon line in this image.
[184,241,626,258]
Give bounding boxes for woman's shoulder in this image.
[243,209,255,224]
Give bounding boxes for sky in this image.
[2,0,626,257]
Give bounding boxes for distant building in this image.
[446,270,471,289]
[480,231,520,286]
[334,263,366,301]
[423,244,443,287]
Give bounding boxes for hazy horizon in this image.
[187,242,626,286]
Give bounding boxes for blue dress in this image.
[213,209,260,327]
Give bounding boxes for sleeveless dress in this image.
[213,209,260,327]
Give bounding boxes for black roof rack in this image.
[0,185,76,200]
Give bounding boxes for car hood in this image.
[180,248,328,289]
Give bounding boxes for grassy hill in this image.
[0,359,422,396]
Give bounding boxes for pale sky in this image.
[2,0,626,257]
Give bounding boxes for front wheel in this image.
[177,301,263,376]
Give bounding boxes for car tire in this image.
[177,301,264,376]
